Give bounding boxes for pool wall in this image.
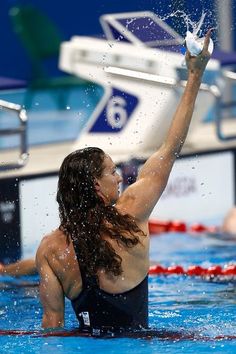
[0,148,235,263]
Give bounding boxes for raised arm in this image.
[117,30,212,221]
[36,241,65,329]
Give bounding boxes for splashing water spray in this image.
[160,10,214,56]
[184,12,214,56]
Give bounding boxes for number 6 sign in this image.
[89,87,138,133]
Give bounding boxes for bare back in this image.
[38,217,150,303]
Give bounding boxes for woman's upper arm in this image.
[117,149,173,221]
[36,246,65,328]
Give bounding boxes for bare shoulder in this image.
[36,228,66,260]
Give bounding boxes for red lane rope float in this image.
[148,219,218,235]
[149,264,236,277]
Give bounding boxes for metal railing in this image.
[0,99,28,171]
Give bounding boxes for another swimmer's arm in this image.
[36,247,65,328]
[117,31,212,221]
[0,258,37,277]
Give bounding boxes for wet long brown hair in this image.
[56,147,144,277]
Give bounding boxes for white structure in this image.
[59,11,221,161]
[1,11,236,262]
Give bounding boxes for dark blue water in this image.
[0,233,235,353]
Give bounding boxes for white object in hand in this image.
[185,30,214,56]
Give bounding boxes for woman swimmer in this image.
[3,30,213,336]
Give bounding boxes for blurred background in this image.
[0,0,233,81]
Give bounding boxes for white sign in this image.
[151,151,235,225]
[19,176,59,258]
[18,151,235,258]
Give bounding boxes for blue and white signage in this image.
[89,88,138,133]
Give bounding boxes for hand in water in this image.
[185,29,212,76]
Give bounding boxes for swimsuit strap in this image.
[79,267,98,289]
[71,237,98,289]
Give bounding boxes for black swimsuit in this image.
[71,253,148,336]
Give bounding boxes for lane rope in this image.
[149,263,236,278]
[148,219,218,235]
[0,328,236,341]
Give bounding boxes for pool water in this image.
[0,232,235,353]
[0,85,103,149]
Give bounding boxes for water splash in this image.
[158,9,217,38]
[193,12,206,36]
[159,10,206,35]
